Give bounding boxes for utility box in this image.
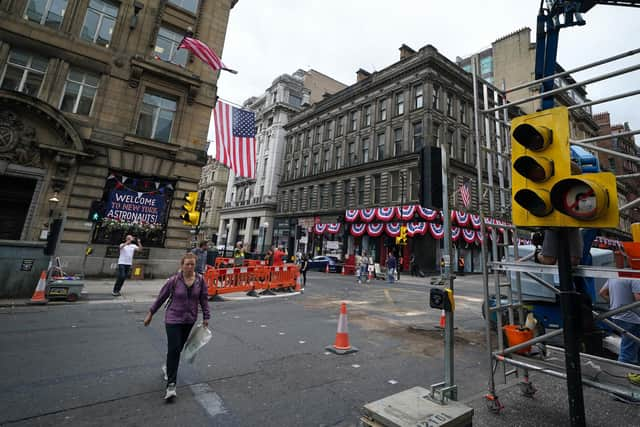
[361,386,473,427]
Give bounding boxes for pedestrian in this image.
[263,248,273,266]
[273,245,285,266]
[233,241,245,266]
[599,278,640,366]
[357,251,369,284]
[457,256,465,276]
[191,241,208,274]
[410,253,419,276]
[300,254,309,288]
[143,253,210,401]
[386,252,397,284]
[397,254,403,280]
[440,257,445,275]
[112,235,143,296]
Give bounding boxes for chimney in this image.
[399,44,416,60]
[356,68,371,82]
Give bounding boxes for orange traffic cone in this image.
[325,264,329,273]
[367,270,373,282]
[341,266,345,275]
[438,309,446,329]
[29,270,48,304]
[326,302,358,354]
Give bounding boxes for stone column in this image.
[244,216,253,249]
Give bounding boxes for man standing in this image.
[273,245,286,266]
[233,241,245,266]
[386,252,397,284]
[112,235,142,296]
[191,241,208,274]
[599,278,640,366]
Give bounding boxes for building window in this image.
[324,120,332,140]
[363,104,372,127]
[448,130,455,157]
[460,102,466,124]
[350,111,357,131]
[376,133,385,161]
[59,69,99,115]
[390,171,400,202]
[303,156,309,175]
[305,130,312,147]
[329,182,336,208]
[446,92,453,116]
[361,137,369,163]
[394,128,403,156]
[335,146,342,169]
[410,167,420,201]
[461,136,468,163]
[315,126,321,144]
[154,27,188,66]
[324,148,330,171]
[372,174,381,204]
[288,91,302,107]
[413,84,423,109]
[307,187,313,210]
[379,98,387,121]
[357,177,365,205]
[1,50,48,97]
[348,141,356,166]
[337,116,344,136]
[395,92,404,116]
[480,56,493,77]
[343,179,351,207]
[432,85,440,109]
[285,161,291,179]
[24,0,67,29]
[136,92,177,142]
[80,0,118,47]
[318,184,325,209]
[433,124,440,148]
[294,158,300,178]
[412,121,423,151]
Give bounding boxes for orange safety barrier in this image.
[204,263,301,298]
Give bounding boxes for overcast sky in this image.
[207,0,639,148]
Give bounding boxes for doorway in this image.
[0,175,36,240]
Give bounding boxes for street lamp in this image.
[224,223,230,257]
[261,222,269,255]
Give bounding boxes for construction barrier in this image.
[204,263,300,299]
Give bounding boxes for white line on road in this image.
[190,383,227,418]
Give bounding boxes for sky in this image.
[207,0,640,149]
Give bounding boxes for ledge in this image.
[123,134,181,153]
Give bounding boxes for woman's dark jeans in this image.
[165,323,194,385]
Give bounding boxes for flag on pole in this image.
[178,37,237,74]
[460,179,471,209]
[213,100,256,178]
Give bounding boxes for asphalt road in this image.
[1,271,637,426]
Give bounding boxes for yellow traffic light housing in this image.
[180,192,200,226]
[396,225,408,245]
[550,172,619,228]
[511,107,572,227]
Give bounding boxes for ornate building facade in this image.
[0,0,235,281]
[197,155,228,244]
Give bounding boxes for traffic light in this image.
[511,106,618,228]
[180,192,200,226]
[88,200,105,222]
[395,225,408,245]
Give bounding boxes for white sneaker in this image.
[164,383,177,400]
[162,364,168,381]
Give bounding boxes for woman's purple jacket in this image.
[149,273,210,324]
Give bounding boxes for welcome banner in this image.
[105,189,165,225]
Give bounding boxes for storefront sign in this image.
[105,189,165,225]
[20,259,34,271]
[105,247,150,259]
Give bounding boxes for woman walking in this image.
[300,254,309,289]
[143,253,210,401]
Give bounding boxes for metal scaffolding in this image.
[471,47,640,415]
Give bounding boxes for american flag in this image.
[460,179,471,209]
[178,37,237,74]
[213,100,256,178]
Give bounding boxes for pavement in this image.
[1,271,639,426]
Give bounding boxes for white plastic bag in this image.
[183,323,212,363]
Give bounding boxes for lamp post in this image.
[224,223,230,257]
[261,222,269,255]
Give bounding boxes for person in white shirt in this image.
[112,235,142,296]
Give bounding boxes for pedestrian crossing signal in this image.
[180,192,200,226]
[88,200,105,222]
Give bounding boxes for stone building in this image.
[196,155,228,244]
[216,69,346,255]
[277,44,498,273]
[0,0,236,292]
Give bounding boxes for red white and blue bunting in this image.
[366,223,384,236]
[314,224,327,234]
[326,223,341,234]
[429,223,445,239]
[407,222,427,236]
[417,206,439,221]
[475,230,484,243]
[462,229,476,244]
[351,223,366,236]
[360,208,376,222]
[384,222,402,237]
[397,205,416,220]
[345,209,359,222]
[375,207,396,221]
[454,211,470,226]
[451,227,461,241]
[470,214,482,229]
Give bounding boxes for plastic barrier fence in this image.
[204,264,300,298]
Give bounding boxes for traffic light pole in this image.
[556,228,586,426]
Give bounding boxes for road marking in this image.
[260,324,267,328]
[279,332,285,335]
[383,289,394,304]
[352,364,360,368]
[388,380,398,384]
[190,383,227,418]
[298,340,306,344]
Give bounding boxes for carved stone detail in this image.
[187,84,199,105]
[0,110,42,167]
[129,63,143,88]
